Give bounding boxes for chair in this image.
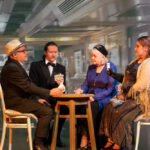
[0,84,37,150]
[134,113,150,150]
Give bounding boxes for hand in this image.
[50,88,63,97]
[116,94,124,100]
[74,88,83,94]
[89,96,95,101]
[38,99,50,106]
[55,77,64,85]
[54,74,64,85]
[107,68,114,76]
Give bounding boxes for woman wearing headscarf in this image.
[99,36,150,150]
[75,44,117,149]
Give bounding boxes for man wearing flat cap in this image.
[1,39,63,150]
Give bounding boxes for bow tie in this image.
[46,62,56,67]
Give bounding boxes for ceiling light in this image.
[0,13,9,22]
[25,37,79,42]
[0,13,10,32]
[0,22,7,32]
[137,16,142,21]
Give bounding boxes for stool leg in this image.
[70,100,76,150]
[0,121,6,150]
[135,121,141,150]
[27,118,33,150]
[86,101,97,150]
[51,104,60,150]
[9,128,12,150]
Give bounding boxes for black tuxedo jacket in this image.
[29,60,66,92]
[1,58,50,109]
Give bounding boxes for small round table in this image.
[50,94,97,150]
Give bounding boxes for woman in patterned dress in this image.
[99,36,150,150]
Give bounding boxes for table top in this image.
[53,94,94,101]
[53,93,93,98]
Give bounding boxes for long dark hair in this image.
[137,36,150,56]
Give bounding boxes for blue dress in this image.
[81,61,117,110]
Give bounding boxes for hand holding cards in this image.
[54,73,66,92]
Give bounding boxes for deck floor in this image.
[0,119,70,150]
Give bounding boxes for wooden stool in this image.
[50,94,97,150]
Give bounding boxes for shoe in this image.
[33,144,48,150]
[56,139,65,147]
[56,137,65,147]
[104,140,114,149]
[112,144,120,150]
[78,145,88,150]
[103,143,115,150]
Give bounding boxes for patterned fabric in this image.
[121,60,140,96]
[99,59,143,149]
[131,58,150,115]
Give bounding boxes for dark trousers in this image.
[49,99,69,141]
[91,101,102,149]
[57,105,69,137]
[10,99,53,138]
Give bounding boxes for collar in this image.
[18,61,24,66]
[45,59,56,65]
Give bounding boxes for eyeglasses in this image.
[16,50,28,53]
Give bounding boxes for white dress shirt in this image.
[45,59,56,76]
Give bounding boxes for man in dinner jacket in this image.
[29,41,68,147]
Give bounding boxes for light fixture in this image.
[0,13,10,32]
[25,37,79,42]
[0,22,7,32]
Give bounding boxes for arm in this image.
[94,64,117,100]
[7,64,62,99]
[107,69,124,83]
[128,59,150,96]
[94,75,116,100]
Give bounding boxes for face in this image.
[90,48,106,66]
[44,45,58,63]
[12,46,28,62]
[135,41,148,59]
